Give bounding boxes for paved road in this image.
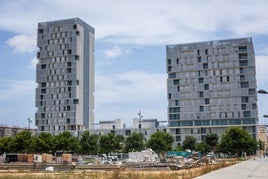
[195,157,268,179]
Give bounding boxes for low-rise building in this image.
[91,118,167,140]
[0,125,35,138]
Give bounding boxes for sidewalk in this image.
[195,157,268,179]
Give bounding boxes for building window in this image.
[73,99,79,104]
[203,63,208,69]
[197,56,201,62]
[67,49,72,55]
[239,53,248,59]
[176,128,181,134]
[227,76,230,82]
[240,75,245,81]
[243,111,251,117]
[204,84,209,90]
[240,68,244,74]
[252,103,257,110]
[241,97,248,103]
[240,82,249,88]
[201,128,206,134]
[205,49,208,55]
[199,106,204,112]
[205,98,210,104]
[176,58,179,64]
[168,93,171,99]
[239,60,248,66]
[67,68,72,73]
[239,46,247,52]
[66,118,70,124]
[169,114,180,120]
[169,73,176,78]
[249,89,255,94]
[41,64,46,69]
[125,130,131,136]
[199,78,204,83]
[41,82,46,87]
[38,29,44,34]
[176,136,181,142]
[175,100,179,106]
[167,59,171,65]
[241,104,246,110]
[198,91,204,97]
[177,86,180,92]
[169,107,180,113]
[173,79,180,85]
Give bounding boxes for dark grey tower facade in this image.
[35,18,95,136]
[166,38,258,146]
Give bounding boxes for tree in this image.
[115,134,125,153]
[54,131,80,153]
[174,143,183,151]
[196,141,210,155]
[124,132,145,153]
[0,137,13,154]
[182,136,197,151]
[80,131,99,155]
[204,133,219,152]
[219,126,258,156]
[32,132,54,154]
[147,131,174,156]
[99,132,120,156]
[10,131,34,153]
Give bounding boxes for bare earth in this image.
[0,161,236,179]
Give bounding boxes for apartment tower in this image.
[166,38,258,146]
[35,18,95,136]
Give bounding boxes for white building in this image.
[99,118,123,129]
[91,118,167,140]
[166,38,258,146]
[35,18,95,136]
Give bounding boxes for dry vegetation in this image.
[0,160,237,179]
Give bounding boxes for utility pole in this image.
[138,111,143,134]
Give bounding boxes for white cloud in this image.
[255,55,268,125]
[29,57,38,69]
[0,80,35,101]
[1,1,268,45]
[104,46,132,58]
[95,71,167,122]
[5,34,36,53]
[256,55,268,85]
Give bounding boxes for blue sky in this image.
[1,0,268,128]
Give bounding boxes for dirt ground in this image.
[0,161,237,179]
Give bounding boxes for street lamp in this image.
[138,110,143,134]
[258,89,268,94]
[27,117,32,131]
